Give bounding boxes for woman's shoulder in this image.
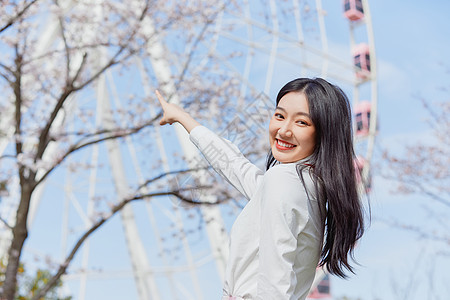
[264,163,314,190]
[262,163,316,213]
[265,162,312,178]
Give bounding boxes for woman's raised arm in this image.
[156,90,264,199]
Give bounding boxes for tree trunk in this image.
[1,183,32,300]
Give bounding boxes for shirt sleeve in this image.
[256,165,310,299]
[189,126,264,200]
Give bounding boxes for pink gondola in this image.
[307,274,331,299]
[343,0,364,21]
[354,100,371,136]
[353,43,371,79]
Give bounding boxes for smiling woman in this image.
[269,92,316,163]
[156,77,365,300]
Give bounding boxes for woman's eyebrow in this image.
[276,106,311,117]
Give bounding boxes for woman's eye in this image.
[296,120,308,126]
[274,113,284,119]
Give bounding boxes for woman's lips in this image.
[275,139,296,150]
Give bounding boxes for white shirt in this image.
[190,126,325,300]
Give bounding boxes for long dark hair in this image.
[266,78,364,278]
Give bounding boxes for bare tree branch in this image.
[0,216,13,230]
[33,115,160,188]
[34,88,72,162]
[0,62,15,76]
[0,0,41,34]
[54,0,72,85]
[0,62,15,85]
[0,154,17,161]
[379,218,450,246]
[13,47,24,160]
[137,166,212,190]
[175,14,216,89]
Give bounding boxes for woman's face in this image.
[269,92,316,163]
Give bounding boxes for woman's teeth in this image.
[278,140,295,148]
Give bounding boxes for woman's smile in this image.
[275,139,296,150]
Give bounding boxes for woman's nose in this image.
[278,123,293,137]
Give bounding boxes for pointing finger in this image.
[155,90,166,106]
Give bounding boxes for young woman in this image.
[156,77,365,300]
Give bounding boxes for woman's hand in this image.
[155,90,201,133]
[155,90,185,125]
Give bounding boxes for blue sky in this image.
[371,1,450,136]
[11,1,450,299]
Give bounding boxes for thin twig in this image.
[0,0,41,34]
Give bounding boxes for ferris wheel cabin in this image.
[354,100,371,136]
[307,274,331,299]
[343,0,364,21]
[353,43,371,79]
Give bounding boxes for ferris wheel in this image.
[0,0,377,299]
